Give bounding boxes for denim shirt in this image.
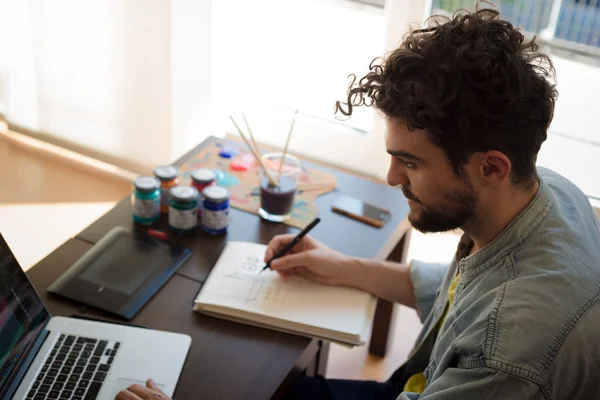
[394,167,600,400]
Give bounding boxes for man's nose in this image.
[387,161,409,187]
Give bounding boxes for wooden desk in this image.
[27,136,410,398]
[28,239,319,399]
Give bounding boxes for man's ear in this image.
[479,151,511,183]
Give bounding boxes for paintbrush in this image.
[229,115,278,187]
[278,109,298,178]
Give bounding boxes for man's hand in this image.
[265,234,356,286]
[115,379,171,400]
[266,234,418,309]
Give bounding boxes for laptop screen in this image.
[0,235,50,393]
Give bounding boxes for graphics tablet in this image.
[48,227,191,319]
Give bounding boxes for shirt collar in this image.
[456,177,553,278]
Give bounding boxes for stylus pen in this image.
[261,217,321,273]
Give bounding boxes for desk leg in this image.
[368,298,397,357]
[305,340,330,377]
[315,341,330,377]
[368,229,411,357]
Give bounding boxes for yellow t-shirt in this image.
[403,273,460,393]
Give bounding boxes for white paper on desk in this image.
[194,241,374,344]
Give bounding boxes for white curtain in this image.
[0,0,426,178]
[0,0,211,174]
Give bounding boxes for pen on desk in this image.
[261,217,321,273]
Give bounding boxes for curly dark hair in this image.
[335,6,558,185]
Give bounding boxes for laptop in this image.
[0,234,191,400]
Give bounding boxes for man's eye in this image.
[395,157,416,169]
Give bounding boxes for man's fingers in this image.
[264,234,297,262]
[115,382,163,400]
[264,248,273,262]
[115,389,141,400]
[269,234,298,249]
[278,266,323,283]
[127,384,152,397]
[147,379,160,391]
[270,252,313,271]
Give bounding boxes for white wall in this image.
[170,0,213,161]
[0,0,38,129]
[30,0,172,171]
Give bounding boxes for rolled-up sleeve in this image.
[409,260,449,322]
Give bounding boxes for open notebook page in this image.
[195,242,374,338]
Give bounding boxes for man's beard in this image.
[402,184,477,234]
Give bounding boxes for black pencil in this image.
[261,217,321,273]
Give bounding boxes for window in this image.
[210,0,392,177]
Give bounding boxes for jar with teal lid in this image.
[132,176,161,225]
[168,185,199,233]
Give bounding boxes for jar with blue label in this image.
[191,168,216,215]
[168,185,199,233]
[132,176,161,225]
[201,186,229,235]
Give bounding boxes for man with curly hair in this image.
[264,6,600,400]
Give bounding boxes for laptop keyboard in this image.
[26,334,121,400]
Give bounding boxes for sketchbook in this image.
[193,241,376,346]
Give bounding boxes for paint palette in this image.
[178,140,337,229]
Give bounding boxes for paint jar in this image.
[201,186,229,235]
[168,185,199,233]
[191,168,216,214]
[153,165,180,213]
[132,176,161,225]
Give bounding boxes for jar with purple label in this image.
[201,186,229,235]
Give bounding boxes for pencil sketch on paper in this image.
[216,256,287,304]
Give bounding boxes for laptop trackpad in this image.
[110,378,166,398]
